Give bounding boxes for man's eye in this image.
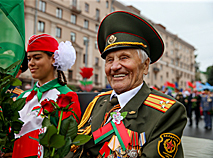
[121,56,128,60]
[106,58,113,62]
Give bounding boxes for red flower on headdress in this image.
[80,67,93,79]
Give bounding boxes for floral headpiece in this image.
[53,41,76,71]
[27,34,76,71]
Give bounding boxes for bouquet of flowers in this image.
[0,61,26,154]
[32,92,91,158]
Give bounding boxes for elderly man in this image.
[75,11,187,158]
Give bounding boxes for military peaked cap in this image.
[97,11,164,64]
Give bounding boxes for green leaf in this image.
[72,134,92,146]
[110,112,117,118]
[0,67,5,73]
[40,125,57,146]
[10,78,22,86]
[0,133,7,139]
[57,137,72,158]
[11,97,26,112]
[53,154,60,158]
[49,134,65,148]
[60,116,78,140]
[5,60,22,73]
[121,111,128,119]
[10,111,20,121]
[11,120,24,131]
[42,117,52,128]
[0,136,7,145]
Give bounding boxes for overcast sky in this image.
[118,0,213,72]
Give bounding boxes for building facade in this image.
[20,0,196,91]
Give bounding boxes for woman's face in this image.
[27,51,55,85]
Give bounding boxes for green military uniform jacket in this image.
[77,82,187,158]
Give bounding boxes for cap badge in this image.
[108,35,117,45]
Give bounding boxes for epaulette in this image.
[144,93,176,113]
[12,87,24,95]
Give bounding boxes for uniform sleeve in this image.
[141,102,187,158]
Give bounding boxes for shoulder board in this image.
[12,87,24,95]
[144,94,176,113]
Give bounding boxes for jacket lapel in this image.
[121,82,151,128]
[91,95,110,132]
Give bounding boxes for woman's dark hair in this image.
[44,51,67,86]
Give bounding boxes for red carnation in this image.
[41,99,56,115]
[80,67,93,79]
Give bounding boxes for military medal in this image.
[127,149,138,158]
[115,147,128,157]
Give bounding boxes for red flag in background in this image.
[186,81,195,90]
[164,81,175,90]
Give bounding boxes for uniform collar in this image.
[111,83,143,109]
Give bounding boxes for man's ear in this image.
[143,58,150,75]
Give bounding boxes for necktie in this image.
[101,97,120,127]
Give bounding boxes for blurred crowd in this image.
[155,87,213,130]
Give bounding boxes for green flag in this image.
[0,0,25,77]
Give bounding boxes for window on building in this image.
[83,54,86,64]
[160,75,163,82]
[56,8,62,19]
[72,0,77,7]
[38,21,45,32]
[172,69,174,74]
[56,27,61,38]
[84,20,89,29]
[71,14,76,24]
[83,36,89,45]
[85,3,89,12]
[166,72,169,78]
[171,59,174,64]
[96,9,100,21]
[95,41,98,49]
[68,70,73,81]
[70,32,76,42]
[95,57,99,66]
[170,50,173,55]
[96,0,100,2]
[95,24,99,33]
[154,73,157,80]
[111,7,115,12]
[106,1,109,8]
[39,0,46,12]
[95,74,98,84]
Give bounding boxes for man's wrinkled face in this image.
[105,48,150,94]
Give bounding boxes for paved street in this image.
[182,116,213,157]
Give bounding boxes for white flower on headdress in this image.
[53,41,76,71]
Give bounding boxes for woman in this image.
[11,34,81,158]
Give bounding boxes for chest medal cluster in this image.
[92,111,146,158]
